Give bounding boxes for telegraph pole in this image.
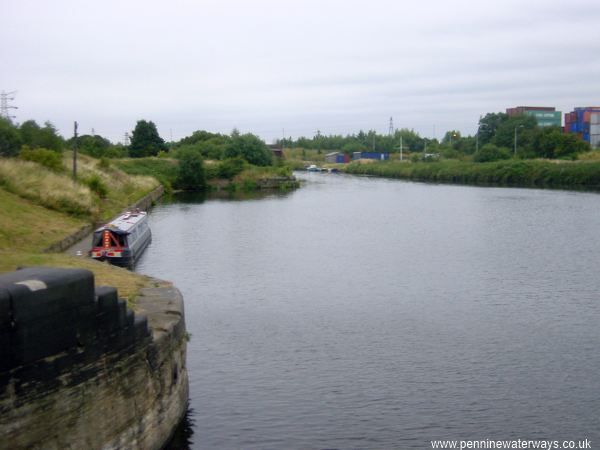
[72,122,78,181]
[0,90,18,121]
[400,135,403,161]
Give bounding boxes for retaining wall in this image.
[0,267,188,450]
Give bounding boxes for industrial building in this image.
[564,107,600,148]
[506,106,562,127]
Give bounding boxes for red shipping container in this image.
[584,111,591,123]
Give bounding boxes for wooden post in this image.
[72,121,78,181]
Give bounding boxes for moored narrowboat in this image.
[89,210,151,267]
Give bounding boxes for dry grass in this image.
[0,251,155,308]
[64,153,159,219]
[578,150,600,161]
[0,158,97,217]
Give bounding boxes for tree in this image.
[129,120,166,157]
[394,128,423,151]
[478,112,508,147]
[67,134,111,158]
[175,147,206,191]
[224,132,273,166]
[19,120,63,152]
[0,117,22,157]
[442,130,461,148]
[492,114,537,149]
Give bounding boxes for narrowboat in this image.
[89,210,151,267]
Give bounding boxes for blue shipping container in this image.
[360,152,390,160]
[335,154,345,163]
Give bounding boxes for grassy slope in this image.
[66,152,159,220]
[113,157,178,190]
[0,189,87,252]
[0,154,162,304]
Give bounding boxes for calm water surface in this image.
[136,173,600,449]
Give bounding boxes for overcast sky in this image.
[2,0,600,144]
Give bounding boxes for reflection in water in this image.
[168,188,295,204]
[162,404,195,450]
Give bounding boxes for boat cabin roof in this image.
[95,211,147,235]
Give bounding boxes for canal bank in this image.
[1,183,190,450]
[343,159,600,190]
[0,268,188,450]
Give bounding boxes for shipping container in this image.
[591,113,600,125]
[325,152,340,163]
[355,152,390,160]
[591,134,600,149]
[591,124,600,135]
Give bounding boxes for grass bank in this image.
[0,154,159,221]
[0,154,162,304]
[113,157,178,192]
[344,159,600,189]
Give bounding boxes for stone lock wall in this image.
[0,267,188,450]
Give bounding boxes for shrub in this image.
[175,147,206,191]
[97,157,111,169]
[19,146,65,172]
[473,144,511,163]
[84,174,109,198]
[217,157,246,179]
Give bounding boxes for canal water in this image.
[136,173,600,449]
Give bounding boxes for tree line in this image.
[277,112,591,161]
[0,118,274,166]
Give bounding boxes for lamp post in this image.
[449,132,457,147]
[514,125,524,156]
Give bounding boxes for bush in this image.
[19,146,65,172]
[224,132,273,166]
[473,144,511,163]
[175,147,206,191]
[84,174,109,198]
[97,157,111,169]
[217,157,246,179]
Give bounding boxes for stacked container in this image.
[591,112,600,149]
[564,107,600,148]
